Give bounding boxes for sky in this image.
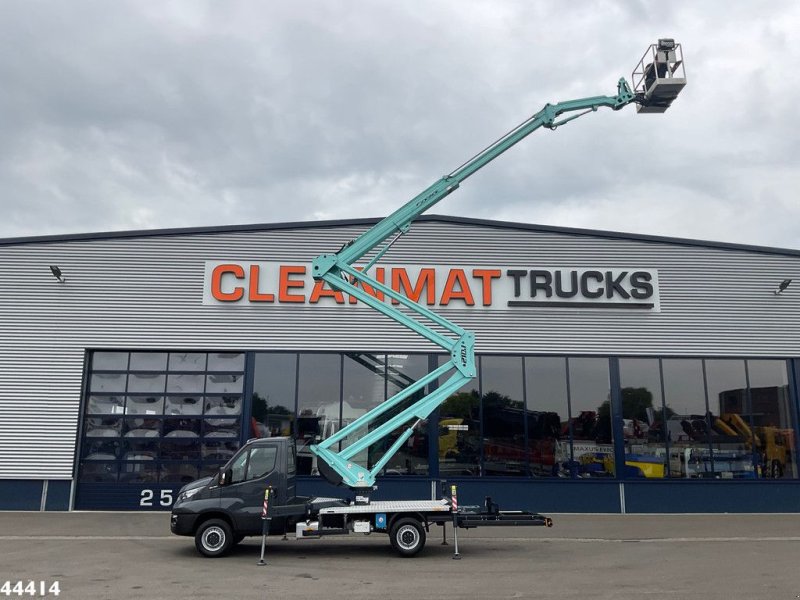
[1,1,798,248]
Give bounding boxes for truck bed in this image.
[270,495,551,530]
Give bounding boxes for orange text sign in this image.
[203,262,660,311]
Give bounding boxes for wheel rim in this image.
[396,525,419,550]
[202,526,226,552]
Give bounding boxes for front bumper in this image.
[170,511,199,536]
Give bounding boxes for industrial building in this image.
[1,215,798,512]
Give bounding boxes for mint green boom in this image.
[310,78,640,489]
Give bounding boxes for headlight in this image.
[178,487,201,502]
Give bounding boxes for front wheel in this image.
[389,517,426,557]
[195,518,233,558]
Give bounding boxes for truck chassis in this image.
[181,493,551,558]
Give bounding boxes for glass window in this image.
[204,418,240,438]
[343,353,385,412]
[206,374,244,394]
[82,439,121,460]
[208,352,245,371]
[379,354,430,476]
[246,446,277,480]
[90,373,126,393]
[341,353,384,469]
[79,461,118,482]
[525,357,568,477]
[122,439,158,461]
[123,418,160,438]
[705,359,755,479]
[129,352,167,371]
[119,462,158,483]
[661,359,710,478]
[160,463,199,483]
[79,349,800,492]
[202,440,240,462]
[229,448,250,484]
[85,417,122,438]
[167,373,205,394]
[438,355,481,477]
[127,374,166,394]
[747,360,796,479]
[252,353,297,439]
[568,358,613,477]
[296,353,341,475]
[161,438,200,460]
[80,349,254,489]
[125,395,164,415]
[205,395,242,416]
[619,359,666,479]
[93,352,128,371]
[164,418,201,438]
[481,356,526,476]
[707,359,748,416]
[165,395,203,416]
[168,352,207,371]
[86,395,125,415]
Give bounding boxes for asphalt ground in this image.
[2,512,800,599]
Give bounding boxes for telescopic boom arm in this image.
[310,42,685,489]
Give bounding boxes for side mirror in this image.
[218,467,231,486]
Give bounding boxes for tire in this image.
[195,518,234,558]
[389,517,426,557]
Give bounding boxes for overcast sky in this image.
[1,1,798,248]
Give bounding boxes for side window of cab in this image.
[245,446,277,481]
[229,449,250,484]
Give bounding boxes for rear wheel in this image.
[389,517,426,557]
[195,519,233,558]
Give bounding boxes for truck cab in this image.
[171,437,300,556]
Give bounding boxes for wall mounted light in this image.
[774,279,791,295]
[49,265,65,283]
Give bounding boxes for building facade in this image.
[1,216,799,512]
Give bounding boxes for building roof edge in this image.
[1,214,799,257]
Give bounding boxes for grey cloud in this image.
[0,1,799,251]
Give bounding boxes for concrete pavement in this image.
[1,512,799,599]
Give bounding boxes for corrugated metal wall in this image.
[1,218,800,479]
